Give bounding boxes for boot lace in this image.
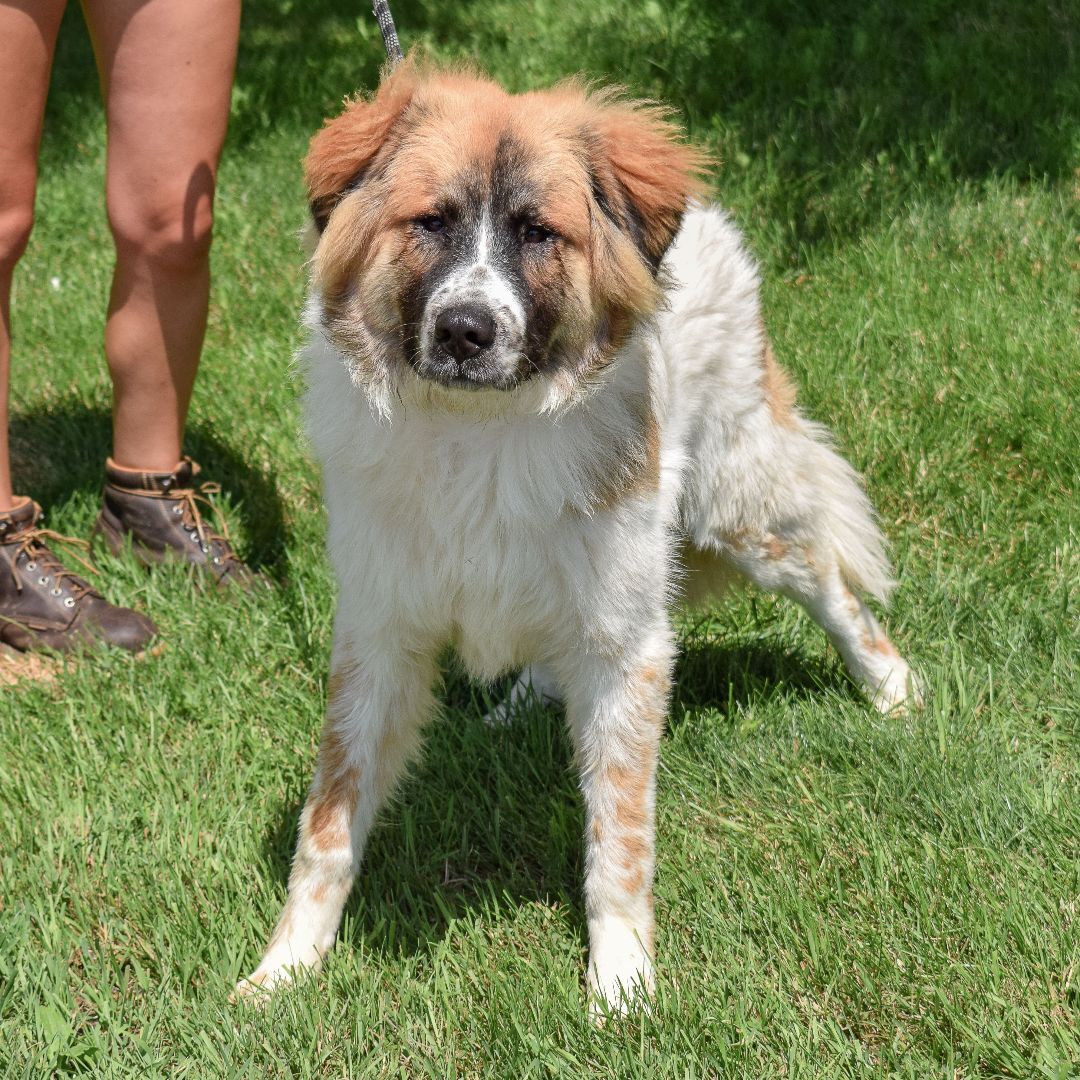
[10,526,99,599]
[165,477,242,570]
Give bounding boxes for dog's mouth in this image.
[410,348,527,391]
[408,301,542,391]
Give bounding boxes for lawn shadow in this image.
[255,626,851,961]
[6,398,288,574]
[41,0,1077,195]
[258,669,587,959]
[670,618,856,724]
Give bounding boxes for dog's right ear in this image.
[305,60,419,233]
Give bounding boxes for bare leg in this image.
[236,633,437,997]
[560,628,675,1015]
[0,0,67,509]
[82,0,240,470]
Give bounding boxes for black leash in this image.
[371,0,404,67]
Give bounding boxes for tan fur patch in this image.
[585,397,661,512]
[621,831,649,865]
[316,719,351,792]
[620,828,649,896]
[621,861,645,896]
[318,654,361,781]
[843,588,863,621]
[873,637,900,658]
[638,662,665,691]
[607,763,651,835]
[721,529,750,553]
[373,721,408,797]
[869,634,900,659]
[599,663,669,896]
[308,765,362,851]
[325,662,356,718]
[603,759,652,896]
[643,412,662,488]
[760,336,798,429]
[765,535,789,561]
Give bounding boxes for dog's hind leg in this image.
[483,664,562,727]
[686,382,918,711]
[234,634,437,1000]
[694,536,917,711]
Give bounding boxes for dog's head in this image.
[306,59,706,410]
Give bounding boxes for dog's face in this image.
[306,61,704,407]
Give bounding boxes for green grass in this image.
[2,1,1077,1075]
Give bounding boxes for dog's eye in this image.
[523,224,554,245]
[417,215,445,234]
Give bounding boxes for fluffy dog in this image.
[237,60,916,1012]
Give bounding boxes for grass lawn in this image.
[1,0,1077,1075]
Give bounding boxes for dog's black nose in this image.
[434,306,497,361]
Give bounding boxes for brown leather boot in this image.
[0,498,157,653]
[93,458,256,588]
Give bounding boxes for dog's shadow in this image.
[258,632,852,961]
[7,399,288,575]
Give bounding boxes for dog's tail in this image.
[796,419,895,603]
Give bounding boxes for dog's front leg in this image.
[235,635,436,999]
[563,635,674,1015]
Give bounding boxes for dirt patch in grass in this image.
[0,645,59,687]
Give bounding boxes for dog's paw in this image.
[868,658,924,714]
[228,956,318,1006]
[229,966,293,1006]
[588,963,654,1022]
[482,667,561,728]
[588,925,654,1020]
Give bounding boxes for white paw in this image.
[229,965,295,1006]
[482,669,561,728]
[867,658,923,714]
[588,920,654,1019]
[229,940,326,1006]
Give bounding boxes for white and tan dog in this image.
[238,60,917,1012]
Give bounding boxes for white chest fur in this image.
[304,322,671,681]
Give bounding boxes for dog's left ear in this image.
[588,98,708,271]
[305,59,420,233]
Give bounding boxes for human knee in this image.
[0,205,35,270]
[107,187,215,273]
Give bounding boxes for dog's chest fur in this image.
[304,319,670,679]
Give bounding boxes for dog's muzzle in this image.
[416,258,529,390]
[417,300,523,390]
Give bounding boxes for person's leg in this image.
[0,0,68,510]
[82,0,240,471]
[0,1,157,653]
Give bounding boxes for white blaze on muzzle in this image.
[418,212,527,381]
